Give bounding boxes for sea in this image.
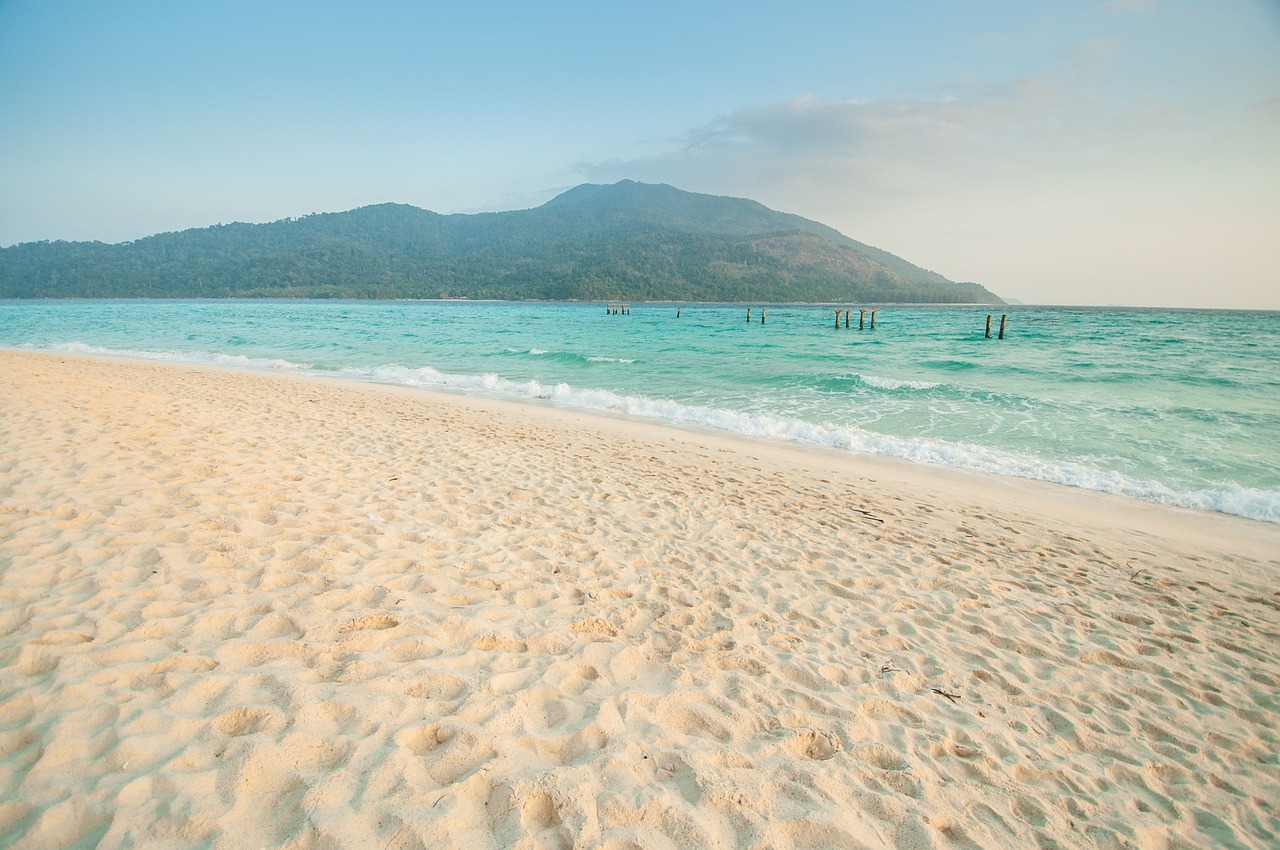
[3,299,1278,524]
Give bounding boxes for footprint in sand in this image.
[396,724,495,784]
[211,706,281,737]
[791,729,841,760]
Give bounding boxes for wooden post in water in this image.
[985,314,992,338]
[870,310,877,330]
[761,308,766,324]
[746,308,751,323]
[677,307,681,318]
[998,314,1007,340]
[859,309,865,329]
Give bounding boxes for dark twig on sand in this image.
[931,688,961,703]
[382,825,408,850]
[1123,558,1153,583]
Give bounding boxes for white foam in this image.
[857,373,941,391]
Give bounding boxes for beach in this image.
[2,349,1278,848]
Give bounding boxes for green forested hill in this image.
[0,181,1003,303]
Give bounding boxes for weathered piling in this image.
[985,314,992,338]
[839,308,878,330]
[998,314,1007,340]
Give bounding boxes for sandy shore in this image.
[1,349,1277,850]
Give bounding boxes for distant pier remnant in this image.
[607,303,629,315]
[676,307,681,318]
[835,308,876,329]
[986,314,1007,339]
[985,315,992,338]
[747,308,766,323]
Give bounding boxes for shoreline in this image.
[2,349,1278,848]
[8,341,1278,530]
[19,347,1280,550]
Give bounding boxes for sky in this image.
[1,1,1277,308]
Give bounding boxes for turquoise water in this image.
[3,299,1278,522]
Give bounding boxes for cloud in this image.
[579,47,1280,307]
[585,40,1172,208]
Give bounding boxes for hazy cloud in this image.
[581,48,1279,307]
[586,42,1178,208]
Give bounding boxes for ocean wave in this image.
[504,347,636,365]
[919,358,978,371]
[856,374,941,391]
[355,360,1279,522]
[25,341,1280,523]
[798,373,945,395]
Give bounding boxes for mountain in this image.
[0,181,1002,303]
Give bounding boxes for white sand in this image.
[1,350,1278,850]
